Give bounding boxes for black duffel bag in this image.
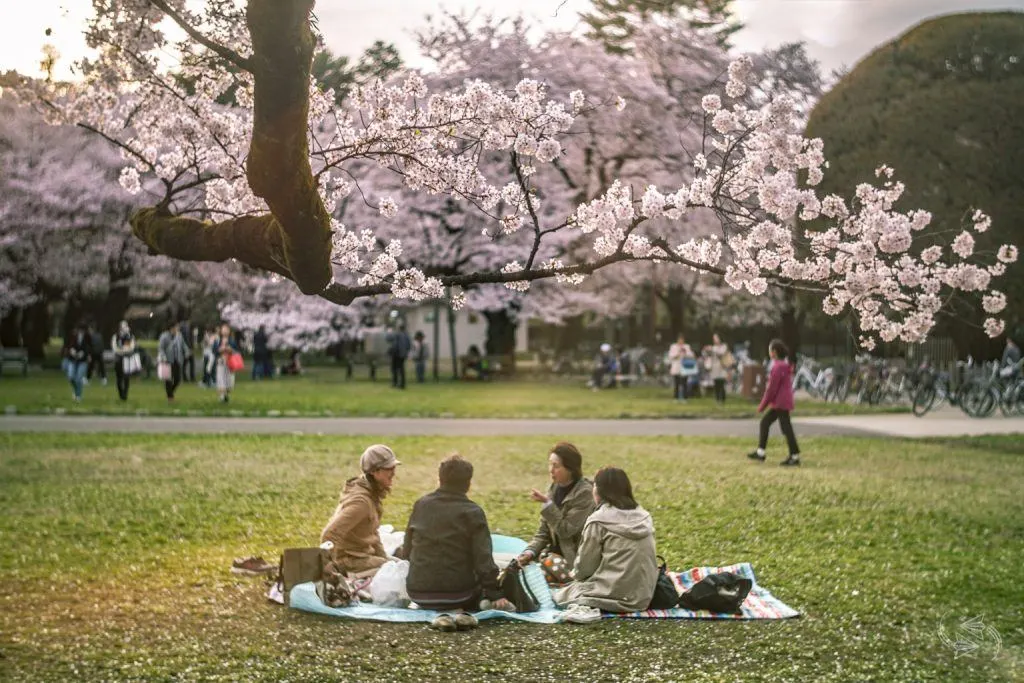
[677,571,752,614]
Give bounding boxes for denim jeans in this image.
[67,361,88,399]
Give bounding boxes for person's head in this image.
[219,323,231,337]
[360,444,400,491]
[549,442,583,485]
[713,333,721,345]
[593,467,638,510]
[600,343,611,355]
[438,454,473,494]
[169,321,179,333]
[677,334,685,344]
[768,339,788,361]
[119,320,130,334]
[258,324,266,334]
[414,331,424,341]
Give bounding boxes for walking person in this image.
[111,320,137,401]
[748,339,801,466]
[158,321,189,403]
[64,323,92,403]
[387,324,411,389]
[412,331,428,383]
[705,333,730,404]
[667,334,696,402]
[212,323,240,403]
[201,328,216,387]
[86,323,107,386]
[181,321,196,383]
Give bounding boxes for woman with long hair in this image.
[552,467,658,622]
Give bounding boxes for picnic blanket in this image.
[288,534,799,623]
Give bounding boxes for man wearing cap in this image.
[320,444,400,577]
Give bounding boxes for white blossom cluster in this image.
[37,1,1019,347]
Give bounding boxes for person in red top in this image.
[748,339,801,466]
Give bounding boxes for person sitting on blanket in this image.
[516,442,596,586]
[552,467,658,622]
[320,444,400,578]
[399,454,514,631]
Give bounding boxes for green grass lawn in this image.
[1,433,1020,681]
[0,366,904,419]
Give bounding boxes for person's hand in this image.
[491,598,514,611]
[516,550,535,567]
[529,489,550,504]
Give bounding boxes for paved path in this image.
[2,411,1021,438]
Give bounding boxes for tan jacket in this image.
[552,504,658,613]
[525,478,595,568]
[320,476,388,574]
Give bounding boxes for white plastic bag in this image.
[369,559,410,607]
[377,524,406,557]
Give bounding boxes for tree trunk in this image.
[484,309,518,374]
[23,299,50,360]
[779,287,804,356]
[1,308,21,348]
[656,284,689,340]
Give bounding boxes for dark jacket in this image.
[66,332,92,363]
[526,478,595,568]
[401,486,501,600]
[389,331,412,360]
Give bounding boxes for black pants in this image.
[165,361,182,399]
[184,355,195,382]
[391,356,406,388]
[758,409,800,455]
[88,355,106,380]
[115,362,130,400]
[713,378,726,403]
[673,375,688,400]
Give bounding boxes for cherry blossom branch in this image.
[146,0,254,72]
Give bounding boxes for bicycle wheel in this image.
[912,386,936,417]
[962,386,998,418]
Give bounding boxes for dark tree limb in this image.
[146,0,254,72]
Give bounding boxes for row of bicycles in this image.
[792,354,1024,418]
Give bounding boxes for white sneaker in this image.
[559,604,601,624]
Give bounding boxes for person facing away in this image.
[412,331,429,383]
[388,324,411,389]
[253,324,270,380]
[400,454,512,616]
[552,467,658,615]
[1002,336,1021,372]
[748,338,801,466]
[86,324,107,385]
[518,442,596,578]
[321,444,399,578]
[111,320,136,401]
[158,321,189,402]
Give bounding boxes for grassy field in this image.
[1,433,1021,681]
[0,366,905,419]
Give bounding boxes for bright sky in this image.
[3,0,1023,81]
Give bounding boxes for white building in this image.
[399,305,529,360]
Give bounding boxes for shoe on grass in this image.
[454,613,479,631]
[780,455,801,467]
[559,604,602,624]
[231,556,276,576]
[746,451,766,462]
[430,614,457,632]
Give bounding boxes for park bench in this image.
[0,347,29,376]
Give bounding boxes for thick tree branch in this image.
[244,0,332,294]
[146,0,254,72]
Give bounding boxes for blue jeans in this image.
[415,360,426,383]
[66,361,88,399]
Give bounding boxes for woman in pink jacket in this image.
[748,339,801,466]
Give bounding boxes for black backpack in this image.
[677,571,753,614]
[497,560,540,612]
[648,556,680,610]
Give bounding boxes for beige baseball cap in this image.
[360,444,400,472]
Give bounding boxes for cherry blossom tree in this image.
[26,0,1018,350]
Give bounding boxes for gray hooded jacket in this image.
[551,504,658,613]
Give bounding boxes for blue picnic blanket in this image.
[288,534,799,623]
